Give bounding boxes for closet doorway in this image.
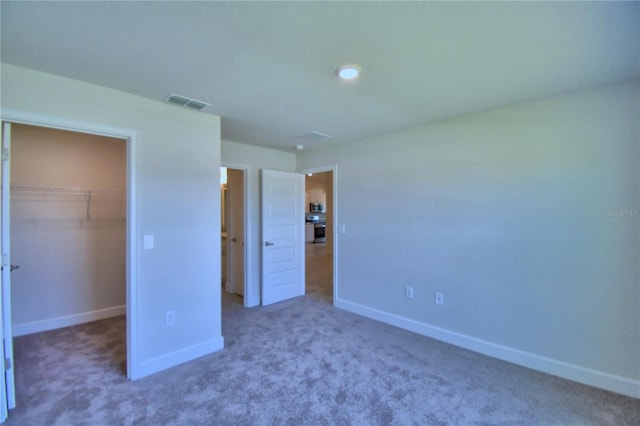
[9,123,128,368]
[221,166,246,311]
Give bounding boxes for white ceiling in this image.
[2,1,639,152]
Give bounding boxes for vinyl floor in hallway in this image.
[222,240,333,311]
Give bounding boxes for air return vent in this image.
[164,94,211,111]
[297,131,332,142]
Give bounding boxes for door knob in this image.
[2,264,20,272]
[231,238,237,242]
[264,241,274,246]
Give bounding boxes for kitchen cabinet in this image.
[305,223,315,243]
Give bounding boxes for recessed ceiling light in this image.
[335,65,360,80]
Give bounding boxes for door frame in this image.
[298,164,338,306]
[0,109,139,379]
[1,122,14,421]
[221,163,249,307]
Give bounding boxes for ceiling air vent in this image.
[164,94,211,111]
[297,131,332,142]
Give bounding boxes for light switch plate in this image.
[143,234,154,250]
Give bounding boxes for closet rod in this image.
[10,185,124,196]
[10,185,125,219]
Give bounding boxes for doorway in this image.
[304,169,335,304]
[1,121,130,417]
[221,166,246,311]
[10,124,127,336]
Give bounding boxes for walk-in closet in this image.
[10,124,126,336]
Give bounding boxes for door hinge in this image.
[1,148,8,162]
[4,357,11,371]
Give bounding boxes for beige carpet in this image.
[4,244,639,424]
[5,297,639,425]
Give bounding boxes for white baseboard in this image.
[335,298,640,399]
[12,305,126,337]
[134,337,224,379]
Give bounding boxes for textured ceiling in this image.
[2,1,639,151]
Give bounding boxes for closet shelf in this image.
[11,185,125,201]
[11,185,125,219]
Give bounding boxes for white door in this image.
[1,122,16,422]
[227,169,244,296]
[261,169,305,305]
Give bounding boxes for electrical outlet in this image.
[435,292,444,306]
[405,286,414,299]
[165,310,176,326]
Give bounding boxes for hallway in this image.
[221,241,333,311]
[305,242,333,304]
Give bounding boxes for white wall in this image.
[11,125,126,335]
[297,80,640,397]
[1,64,223,378]
[221,140,296,306]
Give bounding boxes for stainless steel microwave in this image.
[310,203,323,213]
